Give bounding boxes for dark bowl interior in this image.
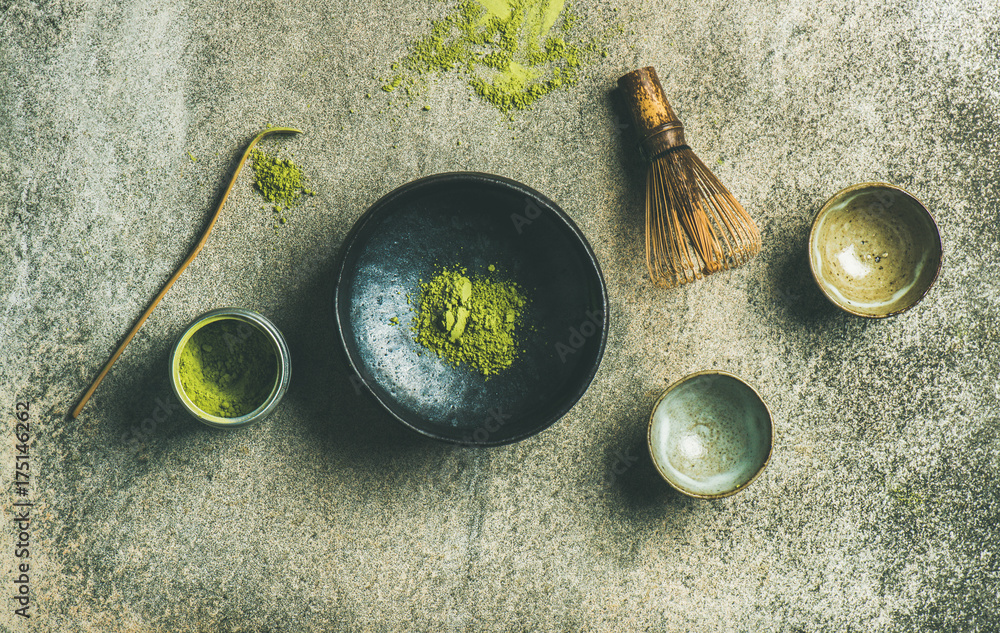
[334,172,608,446]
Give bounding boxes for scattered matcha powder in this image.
[382,0,612,115]
[250,147,315,230]
[410,266,528,377]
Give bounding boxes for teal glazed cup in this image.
[809,182,942,318]
[648,371,773,499]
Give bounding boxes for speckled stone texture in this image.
[1,0,998,631]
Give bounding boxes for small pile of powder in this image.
[250,147,315,230]
[383,0,611,115]
[410,266,528,377]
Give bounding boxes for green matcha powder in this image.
[384,0,608,115]
[251,147,315,230]
[410,266,528,377]
[179,319,277,417]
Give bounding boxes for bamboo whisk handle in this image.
[617,67,687,160]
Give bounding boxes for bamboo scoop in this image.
[70,127,302,419]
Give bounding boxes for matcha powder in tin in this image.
[411,266,529,377]
[383,0,614,115]
[179,319,277,417]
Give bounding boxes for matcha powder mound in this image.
[411,267,528,377]
[250,147,315,229]
[383,0,614,115]
[179,319,277,418]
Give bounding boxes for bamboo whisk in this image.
[618,67,761,287]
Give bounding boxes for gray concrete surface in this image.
[2,0,999,630]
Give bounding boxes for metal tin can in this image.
[170,308,291,429]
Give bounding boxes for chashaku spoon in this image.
[71,127,302,419]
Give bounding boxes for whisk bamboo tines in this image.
[618,67,761,288]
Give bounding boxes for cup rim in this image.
[808,181,943,318]
[170,308,291,429]
[646,369,773,500]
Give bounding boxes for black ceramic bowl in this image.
[334,172,608,446]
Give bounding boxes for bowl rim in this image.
[646,369,773,499]
[333,171,610,446]
[808,181,943,318]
